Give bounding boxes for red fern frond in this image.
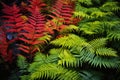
[51,0,75,24]
[2,3,25,34]
[28,0,46,12]
[19,6,47,54]
[45,0,76,35]
[0,27,13,62]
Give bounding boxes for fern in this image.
[107,31,120,40]
[19,6,47,54]
[29,53,81,80]
[100,2,120,11]
[77,0,93,6]
[17,55,28,72]
[50,48,78,67]
[60,25,80,34]
[29,0,46,11]
[80,70,102,80]
[51,34,87,48]
[52,0,75,24]
[29,52,58,72]
[78,48,119,68]
[89,38,107,49]
[96,48,117,57]
[30,63,81,80]
[0,27,12,62]
[2,3,25,35]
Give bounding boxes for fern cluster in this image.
[0,0,120,80]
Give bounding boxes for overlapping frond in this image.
[51,34,87,48]
[19,6,47,54]
[77,0,93,6]
[30,63,81,80]
[89,38,107,49]
[50,48,79,67]
[78,49,119,68]
[107,31,120,40]
[29,52,81,80]
[60,25,80,34]
[29,52,58,72]
[17,55,28,72]
[0,27,12,62]
[96,48,117,57]
[2,3,25,33]
[100,2,120,11]
[80,70,102,80]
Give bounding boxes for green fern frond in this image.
[58,49,76,67]
[29,52,58,72]
[75,3,87,12]
[37,35,52,43]
[89,38,108,49]
[20,75,30,80]
[50,48,82,67]
[91,11,113,18]
[107,31,120,40]
[74,11,91,19]
[61,25,80,33]
[17,55,28,71]
[75,3,100,13]
[100,2,120,11]
[30,64,63,80]
[80,70,102,80]
[51,34,87,48]
[87,8,100,12]
[49,48,62,55]
[58,70,81,80]
[79,21,103,34]
[96,48,118,57]
[30,63,81,80]
[79,50,120,68]
[88,56,120,68]
[77,0,93,6]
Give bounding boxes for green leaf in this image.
[96,48,118,57]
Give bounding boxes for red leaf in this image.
[19,44,30,50]
[19,47,29,53]
[19,38,30,44]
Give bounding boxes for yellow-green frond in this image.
[37,35,52,43]
[30,64,64,80]
[30,63,81,80]
[61,25,80,33]
[89,38,108,49]
[58,70,81,80]
[51,34,87,48]
[100,2,120,11]
[58,49,76,67]
[91,11,113,18]
[96,48,118,57]
[74,11,91,19]
[77,0,93,6]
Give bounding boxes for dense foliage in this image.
[0,0,120,80]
